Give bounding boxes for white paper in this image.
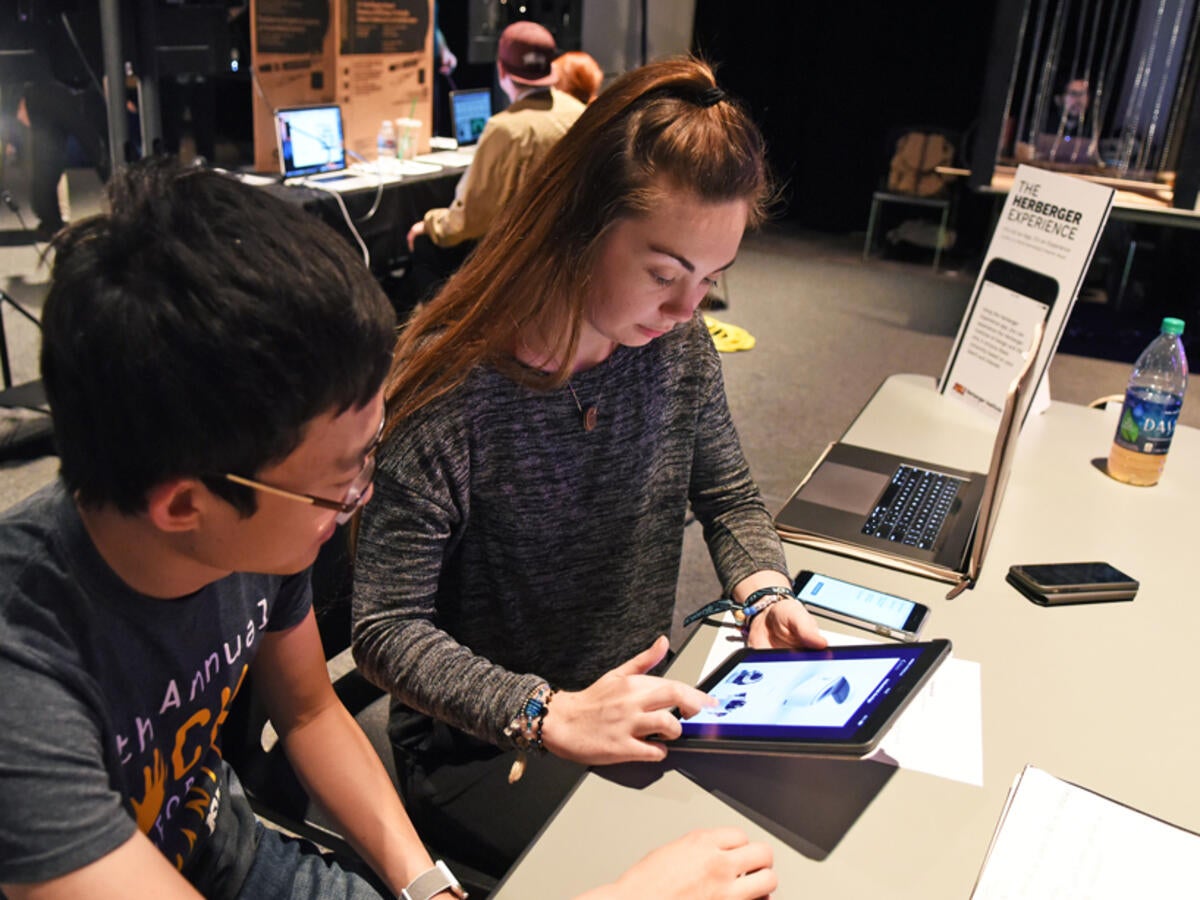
[972,766,1200,899]
[944,285,1051,417]
[869,654,983,786]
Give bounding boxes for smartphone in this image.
[791,570,930,641]
[1006,561,1139,606]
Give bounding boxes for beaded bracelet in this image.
[504,683,556,783]
[734,586,798,625]
[682,585,799,628]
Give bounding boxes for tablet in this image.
[674,639,951,756]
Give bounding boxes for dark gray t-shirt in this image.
[0,482,310,896]
[353,313,788,745]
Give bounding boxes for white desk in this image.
[493,374,1200,898]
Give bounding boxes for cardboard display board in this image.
[251,0,432,174]
[939,164,1115,423]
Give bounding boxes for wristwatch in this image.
[399,860,468,900]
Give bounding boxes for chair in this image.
[0,289,49,413]
[863,127,961,271]
[0,290,53,461]
[221,522,499,897]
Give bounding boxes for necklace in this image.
[516,327,605,432]
[565,381,599,431]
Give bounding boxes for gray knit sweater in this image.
[352,313,788,747]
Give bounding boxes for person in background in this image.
[435,24,458,77]
[551,50,604,105]
[15,0,109,241]
[0,158,776,900]
[354,55,825,881]
[401,20,585,311]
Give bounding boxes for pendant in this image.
[508,753,528,784]
[583,405,598,431]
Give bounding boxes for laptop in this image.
[449,87,493,149]
[774,321,1044,597]
[274,104,389,192]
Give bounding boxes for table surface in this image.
[493,373,1200,899]
[983,166,1200,229]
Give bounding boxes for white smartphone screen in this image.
[794,572,920,631]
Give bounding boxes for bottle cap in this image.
[1161,317,1185,336]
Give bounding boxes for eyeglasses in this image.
[223,418,385,525]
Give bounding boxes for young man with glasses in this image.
[0,159,777,900]
[0,159,458,900]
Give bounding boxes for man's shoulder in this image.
[491,89,584,131]
[0,481,73,590]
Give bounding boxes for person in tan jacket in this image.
[402,21,585,309]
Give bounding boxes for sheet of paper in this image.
[869,654,983,786]
[972,766,1200,899]
[943,287,1050,417]
[694,623,983,785]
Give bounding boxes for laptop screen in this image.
[275,105,347,178]
[450,88,492,146]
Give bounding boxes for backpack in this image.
[887,132,954,197]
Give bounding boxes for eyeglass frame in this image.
[222,417,386,525]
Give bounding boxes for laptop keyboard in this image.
[861,464,966,549]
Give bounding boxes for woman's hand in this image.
[731,572,826,651]
[746,597,827,651]
[540,636,715,766]
[578,827,776,900]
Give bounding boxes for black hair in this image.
[42,158,397,515]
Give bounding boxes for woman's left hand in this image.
[746,598,827,650]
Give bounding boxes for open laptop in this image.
[775,321,1044,597]
[274,104,390,192]
[449,87,493,150]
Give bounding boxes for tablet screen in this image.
[677,640,950,754]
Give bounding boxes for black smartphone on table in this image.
[791,570,930,641]
[1006,561,1139,606]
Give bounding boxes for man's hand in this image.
[746,597,827,651]
[578,827,776,900]
[540,636,715,766]
[406,220,426,252]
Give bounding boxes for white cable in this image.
[302,182,370,269]
[343,148,386,222]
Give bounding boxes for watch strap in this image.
[399,860,467,900]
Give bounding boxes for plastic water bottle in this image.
[376,120,396,161]
[1107,317,1189,486]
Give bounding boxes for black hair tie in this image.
[695,86,726,108]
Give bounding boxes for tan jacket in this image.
[423,88,585,247]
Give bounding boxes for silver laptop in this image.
[775,321,1044,597]
[274,104,387,192]
[449,87,492,149]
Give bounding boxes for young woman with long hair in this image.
[352,55,825,881]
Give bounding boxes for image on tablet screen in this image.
[686,658,898,729]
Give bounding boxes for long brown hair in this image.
[384,56,772,432]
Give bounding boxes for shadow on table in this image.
[598,752,896,861]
